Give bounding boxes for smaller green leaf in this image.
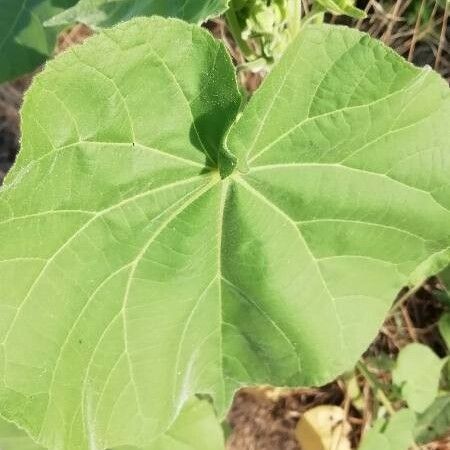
[46,0,229,28]
[358,409,416,450]
[392,343,447,413]
[414,395,450,444]
[0,0,78,83]
[315,0,366,18]
[440,313,450,350]
[0,417,43,450]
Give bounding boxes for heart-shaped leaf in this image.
[0,0,77,83]
[0,17,449,450]
[393,343,447,413]
[46,0,229,28]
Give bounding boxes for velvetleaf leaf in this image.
[0,16,449,450]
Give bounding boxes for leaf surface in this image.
[113,397,225,450]
[0,18,449,450]
[392,343,446,413]
[46,0,229,28]
[414,395,450,444]
[358,409,416,450]
[0,0,77,83]
[0,417,43,449]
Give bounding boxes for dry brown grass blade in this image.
[408,0,426,60]
[434,0,449,70]
[382,0,404,43]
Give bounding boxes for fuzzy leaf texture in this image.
[46,0,229,28]
[0,16,450,450]
[0,0,77,83]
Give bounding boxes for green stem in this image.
[356,361,396,416]
[225,6,254,59]
[288,0,301,38]
[307,1,325,25]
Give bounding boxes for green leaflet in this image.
[46,0,229,28]
[358,409,416,450]
[0,416,43,449]
[415,395,450,444]
[0,16,450,450]
[392,343,447,413]
[0,0,77,84]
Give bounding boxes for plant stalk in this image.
[356,361,396,416]
[225,5,254,59]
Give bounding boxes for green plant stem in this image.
[225,6,254,59]
[356,361,396,416]
[288,0,301,39]
[308,1,325,24]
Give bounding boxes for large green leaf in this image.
[0,17,449,450]
[0,416,43,449]
[46,0,229,28]
[0,0,77,84]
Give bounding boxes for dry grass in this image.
[348,0,449,80]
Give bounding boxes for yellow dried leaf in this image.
[295,405,352,450]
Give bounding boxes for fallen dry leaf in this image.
[295,405,352,450]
